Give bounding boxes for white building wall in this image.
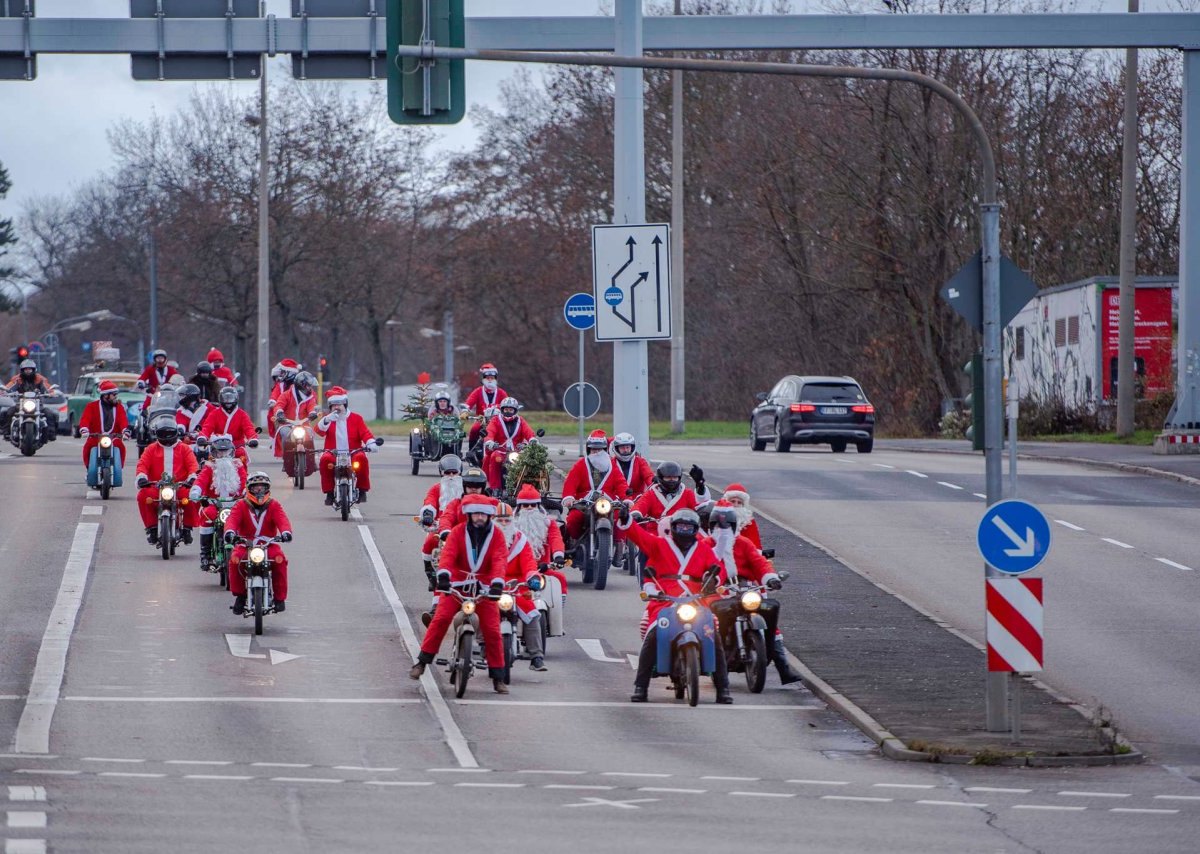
[1004,285,1100,408]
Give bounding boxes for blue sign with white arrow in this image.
[563,292,596,331]
[977,500,1052,575]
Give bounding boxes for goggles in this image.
[248,484,270,498]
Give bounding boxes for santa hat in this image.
[207,348,224,363]
[586,429,608,449]
[515,484,542,505]
[98,380,118,393]
[723,482,750,504]
[462,495,497,516]
[327,386,349,406]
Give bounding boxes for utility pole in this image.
[254,47,270,420]
[1117,0,1139,438]
[148,229,158,354]
[669,0,686,435]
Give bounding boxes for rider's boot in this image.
[422,559,437,592]
[232,595,246,615]
[324,492,334,506]
[181,527,193,545]
[630,685,648,703]
[489,668,509,695]
[771,642,803,685]
[716,686,734,704]
[358,490,367,503]
[273,600,285,613]
[409,651,434,680]
[145,526,158,545]
[199,533,214,569]
[611,539,624,567]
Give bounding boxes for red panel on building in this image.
[1100,287,1173,400]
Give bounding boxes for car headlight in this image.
[218,509,231,523]
[21,400,35,413]
[291,426,306,441]
[249,547,266,565]
[741,590,762,611]
[462,600,476,616]
[498,593,515,612]
[159,486,175,501]
[99,436,113,449]
[677,603,698,623]
[594,498,612,517]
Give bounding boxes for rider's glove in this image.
[527,576,543,592]
[79,428,90,438]
[560,495,575,510]
[224,530,239,545]
[136,380,146,390]
[248,438,259,449]
[438,529,450,542]
[278,531,293,543]
[364,442,377,453]
[689,464,705,491]
[551,551,565,566]
[617,503,630,523]
[273,410,286,424]
[421,510,435,527]
[630,510,644,523]
[436,572,451,592]
[484,441,497,452]
[307,410,320,422]
[188,486,202,502]
[489,580,504,597]
[136,475,149,489]
[766,577,782,591]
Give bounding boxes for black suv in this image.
[750,375,875,453]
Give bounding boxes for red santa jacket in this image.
[562,458,629,502]
[213,365,237,387]
[633,484,705,523]
[504,530,541,618]
[79,398,129,439]
[200,405,257,446]
[314,409,375,452]
[226,497,293,543]
[137,363,179,392]
[421,481,464,518]
[136,441,200,486]
[177,402,213,438]
[274,387,317,424]
[437,521,508,588]
[484,415,535,452]
[614,454,654,498]
[740,519,763,550]
[190,458,247,502]
[463,384,506,417]
[622,521,727,624]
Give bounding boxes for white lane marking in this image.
[575,639,626,663]
[905,470,928,478]
[224,634,266,660]
[453,699,822,710]
[164,760,233,766]
[66,697,420,704]
[729,791,794,798]
[702,776,760,782]
[333,766,399,773]
[84,490,100,500]
[833,458,853,464]
[81,757,145,763]
[965,786,1031,794]
[544,784,615,791]
[6,841,47,854]
[454,782,526,789]
[426,768,490,773]
[1012,804,1086,811]
[1155,558,1194,571]
[601,772,672,779]
[822,795,893,803]
[1155,794,1200,801]
[350,508,364,522]
[873,783,936,789]
[638,787,706,794]
[936,482,963,490]
[81,506,102,516]
[1054,519,1086,531]
[251,763,311,769]
[1057,791,1131,798]
[358,524,478,769]
[562,797,658,809]
[6,812,47,829]
[270,777,343,784]
[786,779,849,786]
[13,770,78,776]
[516,770,586,775]
[626,654,639,671]
[973,492,987,499]
[1101,538,1134,549]
[1111,808,1179,815]
[269,649,303,666]
[917,800,988,808]
[15,522,100,754]
[183,775,253,781]
[6,788,46,802]
[871,463,895,469]
[363,781,435,787]
[97,772,165,779]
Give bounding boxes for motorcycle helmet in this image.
[462,467,487,492]
[479,362,498,378]
[495,502,514,522]
[207,348,225,365]
[655,461,683,494]
[293,371,315,394]
[246,471,272,507]
[151,349,167,363]
[178,383,202,411]
[168,374,185,387]
[612,431,636,462]
[433,390,452,410]
[668,508,701,547]
[155,421,181,446]
[210,434,235,458]
[438,455,462,476]
[585,429,608,451]
[195,360,213,377]
[218,386,239,410]
[711,502,738,530]
[19,359,36,380]
[499,396,520,420]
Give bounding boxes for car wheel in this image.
[750,421,766,452]
[830,440,847,453]
[856,438,874,454]
[773,422,791,453]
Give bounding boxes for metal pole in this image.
[1008,377,1018,498]
[1117,0,1139,438]
[578,329,586,459]
[612,0,651,454]
[148,229,158,355]
[443,309,454,384]
[669,0,685,435]
[254,50,270,422]
[390,327,396,421]
[1010,673,1022,743]
[1172,51,1200,433]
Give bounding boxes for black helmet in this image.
[462,467,487,489]
[178,383,201,409]
[155,422,181,446]
[195,360,213,375]
[294,371,315,393]
[711,504,738,530]
[656,461,683,493]
[209,434,235,457]
[218,386,239,409]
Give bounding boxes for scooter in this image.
[89,429,128,500]
[434,582,502,698]
[642,568,722,707]
[332,438,384,521]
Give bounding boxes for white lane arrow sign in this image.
[991,516,1035,557]
[225,633,303,665]
[575,638,625,663]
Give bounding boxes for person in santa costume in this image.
[266,358,301,426]
[631,460,713,534]
[136,348,179,394]
[512,483,569,596]
[200,386,259,465]
[482,396,535,491]
[224,471,293,615]
[410,494,511,695]
[419,455,464,589]
[79,380,130,489]
[617,506,733,704]
[207,348,237,387]
[135,416,200,545]
[720,482,762,550]
[314,385,378,505]
[175,383,213,446]
[273,370,318,477]
[611,431,654,499]
[706,501,801,685]
[494,502,548,672]
[188,434,247,571]
[560,430,630,544]
[462,363,506,454]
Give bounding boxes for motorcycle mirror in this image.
[375,438,385,446]
[254,426,263,435]
[778,569,790,581]
[755,391,768,401]
[535,428,546,438]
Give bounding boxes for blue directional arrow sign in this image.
[977,500,1051,575]
[563,292,596,331]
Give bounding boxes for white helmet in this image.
[499,396,520,418]
[612,431,636,462]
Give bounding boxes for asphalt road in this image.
[1,439,1198,852]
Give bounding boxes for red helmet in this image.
[207,348,224,363]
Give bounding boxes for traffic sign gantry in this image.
[591,223,672,341]
[563,292,596,331]
[977,500,1051,575]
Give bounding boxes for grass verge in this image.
[367,411,748,441]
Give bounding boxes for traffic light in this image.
[10,345,29,368]
[964,352,984,452]
[318,354,329,376]
[387,0,465,125]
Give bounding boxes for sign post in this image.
[563,292,597,458]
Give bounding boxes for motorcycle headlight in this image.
[594,498,612,517]
[352,460,361,470]
[741,590,762,611]
[159,486,175,501]
[99,436,113,449]
[677,603,698,623]
[498,593,515,612]
[291,426,306,441]
[21,400,35,413]
[218,509,231,523]
[461,600,476,616]
[412,427,421,434]
[249,547,266,565]
[507,452,520,464]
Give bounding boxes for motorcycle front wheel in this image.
[454,632,474,698]
[744,630,768,694]
[295,451,306,490]
[502,629,515,685]
[593,528,611,591]
[99,465,111,501]
[683,645,700,707]
[19,421,36,456]
[338,482,350,521]
[253,587,264,635]
[159,517,171,561]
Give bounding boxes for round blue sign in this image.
[563,292,596,331]
[977,500,1052,575]
[603,286,623,306]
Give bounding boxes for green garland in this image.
[505,440,554,495]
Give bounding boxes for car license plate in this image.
[822,406,848,415]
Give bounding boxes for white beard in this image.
[588,452,611,475]
[497,521,516,547]
[438,475,464,511]
[713,527,738,578]
[514,507,550,558]
[212,457,243,499]
[733,503,754,533]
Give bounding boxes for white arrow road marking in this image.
[991,516,1035,557]
[575,639,625,663]
[269,649,302,666]
[224,634,266,659]
[626,654,639,671]
[562,797,659,809]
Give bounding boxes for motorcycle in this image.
[232,535,285,635]
[332,438,385,521]
[154,476,188,561]
[137,386,181,458]
[534,562,567,651]
[202,496,240,588]
[463,406,497,468]
[568,489,616,591]
[642,569,721,707]
[717,581,772,694]
[409,410,466,476]
[433,582,502,698]
[9,391,49,457]
[92,430,127,500]
[279,418,317,489]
